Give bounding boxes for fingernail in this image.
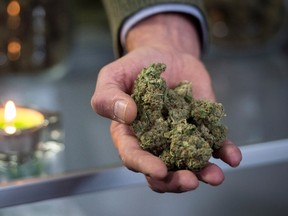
[113,100,128,123]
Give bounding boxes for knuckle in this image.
[91,94,102,113]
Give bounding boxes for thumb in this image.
[91,66,137,124]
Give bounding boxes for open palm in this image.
[91,46,242,192]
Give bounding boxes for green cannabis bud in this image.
[131,63,227,171]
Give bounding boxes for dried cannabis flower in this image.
[131,63,227,171]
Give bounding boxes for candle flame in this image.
[4,100,16,122]
[4,100,17,134]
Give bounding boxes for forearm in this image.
[126,13,201,58]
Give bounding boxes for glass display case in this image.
[0,0,288,215]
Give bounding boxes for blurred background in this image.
[0,0,287,215]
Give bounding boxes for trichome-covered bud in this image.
[131,63,228,171]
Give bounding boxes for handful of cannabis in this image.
[131,63,227,171]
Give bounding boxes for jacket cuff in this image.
[120,3,209,56]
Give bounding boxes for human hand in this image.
[91,13,242,192]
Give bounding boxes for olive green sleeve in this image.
[101,0,208,57]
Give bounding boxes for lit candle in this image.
[0,101,47,162]
[0,100,45,134]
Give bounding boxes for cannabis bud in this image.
[131,63,227,171]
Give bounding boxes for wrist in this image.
[126,13,201,58]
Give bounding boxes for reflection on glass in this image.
[32,6,46,66]
[7,1,20,16]
[7,40,21,61]
[0,0,70,74]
